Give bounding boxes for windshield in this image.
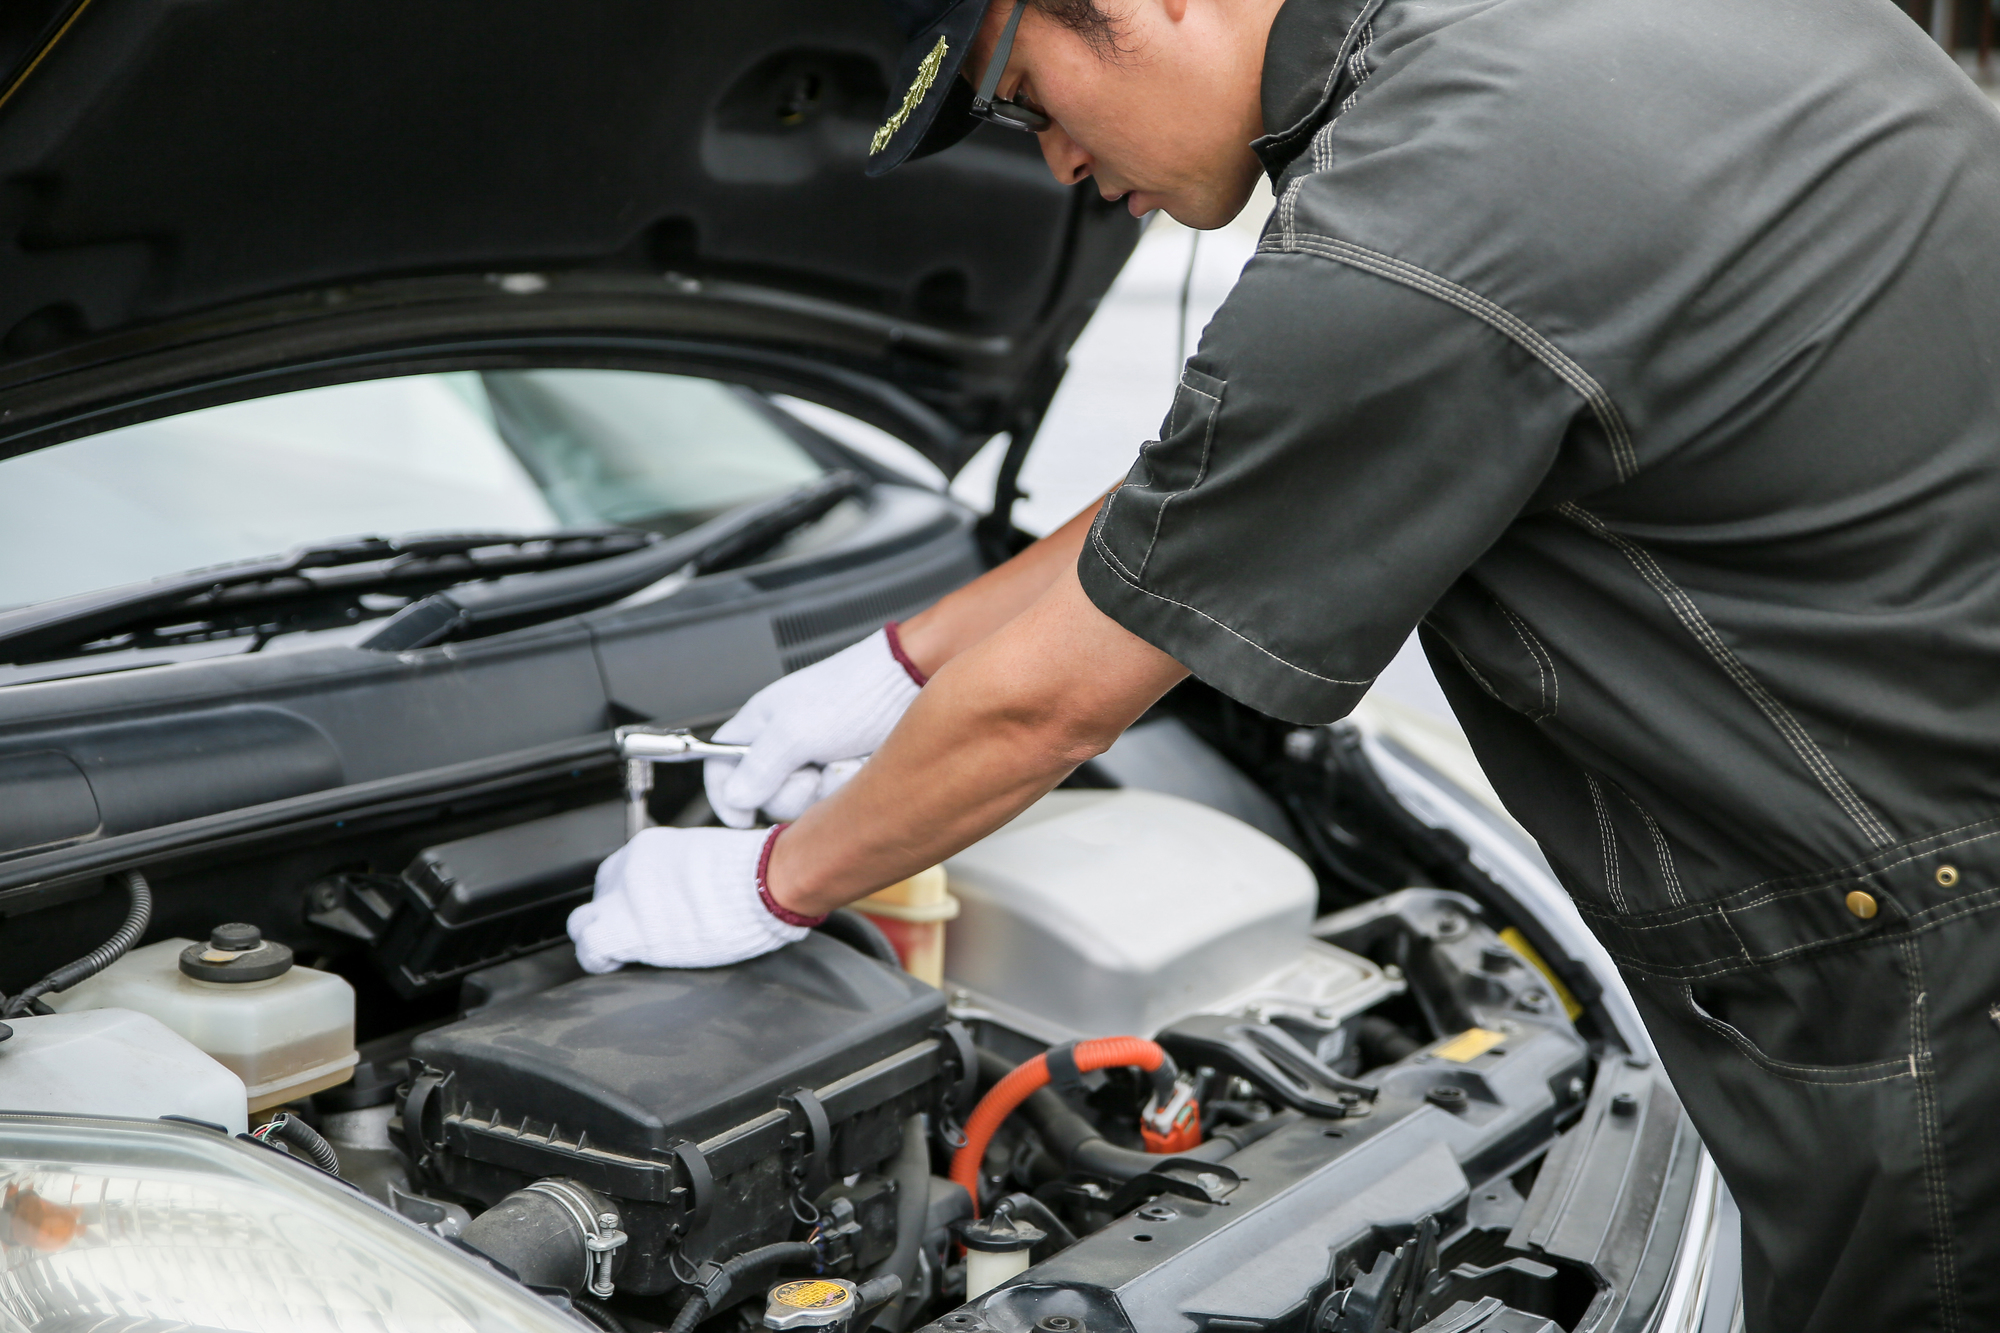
[0,370,830,609]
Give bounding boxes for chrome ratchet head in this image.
[616,727,752,839]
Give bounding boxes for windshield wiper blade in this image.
[361,470,868,651]
[0,470,867,666]
[0,529,655,666]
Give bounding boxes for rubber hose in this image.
[867,1115,929,1332]
[950,1038,1173,1213]
[971,1050,1233,1186]
[571,1296,624,1332]
[1018,1087,1159,1182]
[665,1293,709,1333]
[1353,1015,1422,1068]
[672,1239,819,1333]
[4,870,153,1018]
[262,1113,342,1176]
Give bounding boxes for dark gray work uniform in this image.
[1077,0,2000,1327]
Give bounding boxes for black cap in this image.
[865,0,999,176]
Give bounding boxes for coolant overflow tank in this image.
[943,790,1325,1039]
[48,934,357,1113]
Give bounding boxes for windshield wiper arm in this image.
[0,470,867,665]
[0,529,656,665]
[361,470,868,651]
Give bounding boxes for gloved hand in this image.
[567,826,824,972]
[704,625,927,828]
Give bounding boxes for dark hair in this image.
[1026,0,1127,55]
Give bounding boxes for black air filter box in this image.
[402,933,966,1292]
[377,800,623,996]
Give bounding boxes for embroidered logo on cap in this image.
[871,35,948,154]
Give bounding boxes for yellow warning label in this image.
[1434,1027,1508,1063]
[773,1280,851,1310]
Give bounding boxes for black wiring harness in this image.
[2,870,153,1019]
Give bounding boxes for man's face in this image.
[965,0,1272,229]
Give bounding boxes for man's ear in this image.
[1160,0,1189,23]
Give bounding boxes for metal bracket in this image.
[1104,1158,1242,1216]
[1157,1015,1376,1118]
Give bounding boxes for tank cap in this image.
[763,1278,858,1330]
[180,925,294,983]
[954,1208,1045,1254]
[209,922,262,951]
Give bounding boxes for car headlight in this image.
[0,1114,582,1333]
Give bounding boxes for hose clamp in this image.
[524,1179,628,1299]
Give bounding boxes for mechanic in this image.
[567,0,2000,1327]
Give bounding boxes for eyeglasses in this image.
[970,0,1052,133]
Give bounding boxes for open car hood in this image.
[0,0,1142,473]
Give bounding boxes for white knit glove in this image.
[567,827,820,972]
[704,626,926,828]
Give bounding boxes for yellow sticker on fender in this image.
[1434,1027,1508,1063]
[772,1280,851,1310]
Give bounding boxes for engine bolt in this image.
[1426,1085,1468,1112]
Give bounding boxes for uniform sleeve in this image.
[1078,247,1586,724]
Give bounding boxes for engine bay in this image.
[0,691,1696,1333]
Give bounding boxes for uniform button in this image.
[1937,864,1960,888]
[1846,890,1878,920]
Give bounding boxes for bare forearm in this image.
[895,490,1111,677]
[767,562,1186,915]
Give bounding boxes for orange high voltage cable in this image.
[949,1036,1198,1215]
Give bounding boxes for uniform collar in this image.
[1251,0,1384,179]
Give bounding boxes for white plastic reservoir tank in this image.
[0,1009,250,1134]
[944,789,1344,1038]
[49,928,357,1113]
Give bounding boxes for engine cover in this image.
[401,933,963,1292]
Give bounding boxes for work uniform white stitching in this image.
[1339,21,1376,115]
[1088,530,1374,687]
[1557,502,1895,849]
[1904,941,1965,1331]
[1276,3,1377,250]
[1611,784,1685,908]
[1088,495,1145,585]
[1682,984,1911,1083]
[1497,605,1557,721]
[1259,233,1639,481]
[1589,889,2000,980]
[1138,377,1222,581]
[1637,802,1686,908]
[1448,644,1503,703]
[1586,774,1629,913]
[1572,820,2000,933]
